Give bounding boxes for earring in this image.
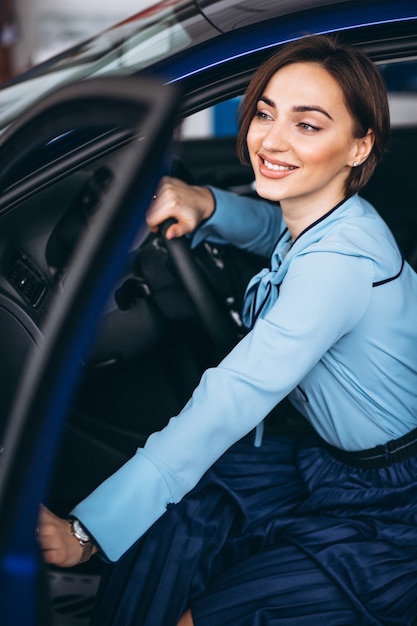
[353,161,359,167]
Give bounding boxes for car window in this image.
[380,60,417,127]
[0,0,218,134]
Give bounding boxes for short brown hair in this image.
[236,35,390,197]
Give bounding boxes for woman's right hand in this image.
[146,176,215,240]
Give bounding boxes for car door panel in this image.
[0,74,180,626]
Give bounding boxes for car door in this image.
[0,73,180,626]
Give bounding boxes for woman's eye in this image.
[255,110,273,121]
[298,122,319,132]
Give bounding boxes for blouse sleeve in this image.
[71,249,373,561]
[191,187,284,257]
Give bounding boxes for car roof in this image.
[197,0,361,32]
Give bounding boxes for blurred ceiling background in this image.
[1,0,153,81]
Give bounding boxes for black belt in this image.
[325,426,417,469]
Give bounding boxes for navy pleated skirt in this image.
[90,433,417,625]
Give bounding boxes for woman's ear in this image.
[350,129,375,168]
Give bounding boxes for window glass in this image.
[380,60,417,127]
[0,1,217,133]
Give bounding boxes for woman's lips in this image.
[258,155,298,178]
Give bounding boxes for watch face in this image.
[72,519,90,542]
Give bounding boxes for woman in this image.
[39,35,417,625]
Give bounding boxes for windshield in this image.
[0,0,219,132]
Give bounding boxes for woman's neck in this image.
[281,192,346,240]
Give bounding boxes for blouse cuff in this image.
[70,448,177,562]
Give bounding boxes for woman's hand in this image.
[146,176,215,240]
[37,505,96,567]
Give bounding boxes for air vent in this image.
[7,252,47,307]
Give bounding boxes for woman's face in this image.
[246,62,369,216]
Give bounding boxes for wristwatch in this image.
[68,517,95,563]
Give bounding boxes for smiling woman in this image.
[37,34,417,626]
[237,35,389,202]
[245,62,375,237]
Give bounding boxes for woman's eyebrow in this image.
[258,97,333,121]
[292,105,333,120]
[259,95,275,107]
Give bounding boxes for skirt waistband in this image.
[324,426,417,469]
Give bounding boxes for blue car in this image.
[0,0,416,624]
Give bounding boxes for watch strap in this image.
[78,540,94,563]
[67,517,95,564]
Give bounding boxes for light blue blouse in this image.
[72,189,417,561]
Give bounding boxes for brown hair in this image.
[236,35,390,197]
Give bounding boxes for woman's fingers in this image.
[146,177,214,238]
[146,177,198,236]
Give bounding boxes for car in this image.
[0,0,416,624]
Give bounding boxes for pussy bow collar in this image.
[240,195,396,329]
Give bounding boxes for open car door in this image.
[0,74,180,625]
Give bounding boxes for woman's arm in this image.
[146,177,283,257]
[192,186,284,258]
[68,250,372,562]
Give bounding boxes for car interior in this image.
[0,36,416,625]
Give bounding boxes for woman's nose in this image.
[262,120,289,152]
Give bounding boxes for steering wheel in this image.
[159,217,240,357]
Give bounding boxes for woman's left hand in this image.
[37,505,95,567]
